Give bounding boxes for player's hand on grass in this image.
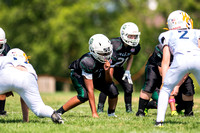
[92,112,99,118]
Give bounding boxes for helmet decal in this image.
[7,48,30,64]
[182,12,190,23]
[167,10,193,30]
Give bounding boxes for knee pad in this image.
[77,96,88,103]
[108,90,118,98]
[124,85,133,94]
[107,83,119,98]
[108,94,118,99]
[168,98,175,103]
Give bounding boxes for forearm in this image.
[20,97,29,122]
[88,90,97,114]
[171,73,189,96]
[104,60,113,83]
[126,55,133,70]
[105,67,114,83]
[158,66,162,76]
[161,63,169,82]
[161,46,170,83]
[83,77,98,117]
[178,73,189,85]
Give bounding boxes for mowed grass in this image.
[1,91,200,133]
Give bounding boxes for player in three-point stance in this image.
[0,48,63,124]
[56,34,118,117]
[0,27,31,122]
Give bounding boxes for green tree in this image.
[0,0,199,91]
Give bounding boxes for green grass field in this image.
[1,91,200,133]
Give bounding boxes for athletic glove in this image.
[122,70,133,84]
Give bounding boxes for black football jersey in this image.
[111,37,141,67]
[68,52,105,79]
[0,43,10,56]
[148,44,173,66]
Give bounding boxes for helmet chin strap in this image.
[0,43,5,54]
[0,44,3,49]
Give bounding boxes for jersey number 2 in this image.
[178,31,189,39]
[115,57,128,67]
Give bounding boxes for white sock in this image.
[156,87,170,122]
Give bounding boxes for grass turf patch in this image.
[1,91,200,133]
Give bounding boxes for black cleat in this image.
[155,121,163,127]
[136,109,145,117]
[97,103,104,113]
[185,111,194,116]
[0,111,7,116]
[126,104,133,113]
[51,111,64,124]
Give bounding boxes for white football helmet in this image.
[120,22,140,47]
[167,10,193,30]
[7,48,30,64]
[89,34,113,63]
[0,28,7,54]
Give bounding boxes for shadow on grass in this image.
[164,120,188,125]
[0,119,48,124]
[151,119,189,125]
[65,114,90,118]
[0,119,23,123]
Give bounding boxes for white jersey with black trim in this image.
[0,56,38,80]
[158,29,200,55]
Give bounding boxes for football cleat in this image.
[0,111,7,116]
[108,112,117,117]
[97,103,104,113]
[144,108,148,116]
[51,111,64,124]
[155,121,163,127]
[177,110,184,115]
[171,111,178,116]
[185,111,194,116]
[136,109,145,117]
[126,104,133,113]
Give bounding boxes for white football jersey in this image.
[0,56,38,80]
[158,29,200,55]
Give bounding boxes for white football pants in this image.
[0,67,54,118]
[157,53,200,122]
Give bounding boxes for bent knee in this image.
[125,87,133,94]
[77,96,88,103]
[107,83,119,98]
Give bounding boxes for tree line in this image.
[0,0,199,91]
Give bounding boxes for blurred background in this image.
[0,0,200,92]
